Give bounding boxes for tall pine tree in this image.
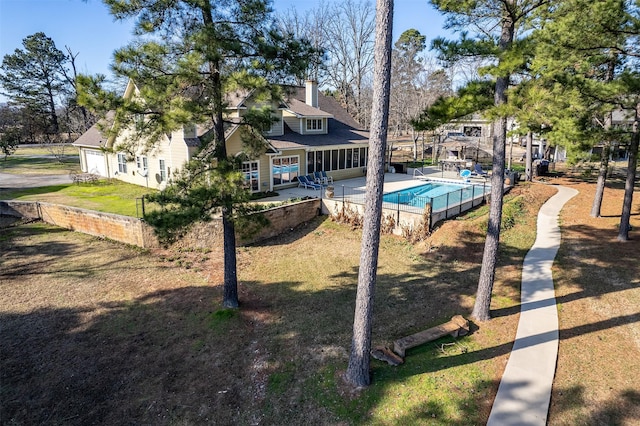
[344,0,394,388]
[81,0,313,308]
[429,0,549,321]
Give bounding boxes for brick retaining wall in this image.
[1,198,321,249]
[177,199,321,248]
[1,200,159,248]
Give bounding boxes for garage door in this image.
[85,150,107,176]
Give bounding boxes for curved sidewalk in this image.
[487,185,578,426]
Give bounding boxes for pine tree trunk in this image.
[472,116,507,322]
[471,2,513,322]
[525,131,533,182]
[345,0,393,389]
[222,208,239,308]
[590,142,610,218]
[617,106,639,241]
[591,64,615,218]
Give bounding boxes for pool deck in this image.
[256,166,485,203]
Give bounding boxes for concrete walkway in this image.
[487,185,578,426]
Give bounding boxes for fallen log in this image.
[393,315,469,358]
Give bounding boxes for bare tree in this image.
[345,0,393,388]
[275,1,376,127]
[275,7,328,83]
[389,29,427,143]
[60,46,95,136]
[322,0,376,127]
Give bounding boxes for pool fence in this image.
[321,178,491,234]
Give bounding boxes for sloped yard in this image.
[1,177,638,425]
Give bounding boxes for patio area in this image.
[258,166,478,203]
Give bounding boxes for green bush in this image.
[502,196,525,230]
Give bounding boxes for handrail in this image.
[413,169,425,178]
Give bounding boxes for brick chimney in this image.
[305,80,318,108]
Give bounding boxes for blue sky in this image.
[0,0,450,80]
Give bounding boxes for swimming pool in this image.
[382,180,488,211]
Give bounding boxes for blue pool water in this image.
[382,181,486,210]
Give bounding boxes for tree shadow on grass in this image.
[550,385,640,425]
[0,283,630,426]
[2,214,639,425]
[0,184,70,198]
[0,224,167,279]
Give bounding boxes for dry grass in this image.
[1,174,638,425]
[547,175,640,425]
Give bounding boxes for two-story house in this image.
[73,80,370,191]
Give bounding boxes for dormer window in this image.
[264,118,278,134]
[306,118,323,131]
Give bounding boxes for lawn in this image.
[1,173,638,425]
[1,145,79,175]
[0,180,157,217]
[1,182,558,425]
[548,177,640,425]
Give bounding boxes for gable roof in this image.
[72,111,114,148]
[286,86,364,130]
[285,98,333,118]
[268,86,368,151]
[75,82,369,154]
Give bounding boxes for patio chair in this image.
[321,170,334,184]
[313,171,327,184]
[306,175,324,189]
[298,175,321,190]
[472,163,488,176]
[459,169,472,183]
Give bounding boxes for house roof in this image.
[226,89,251,109]
[268,120,368,150]
[72,111,114,148]
[75,83,369,154]
[285,98,333,118]
[285,86,364,130]
[268,86,368,151]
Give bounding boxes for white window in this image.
[242,161,259,192]
[136,155,148,175]
[117,153,127,173]
[306,118,323,131]
[159,159,166,182]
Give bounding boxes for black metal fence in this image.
[326,180,490,229]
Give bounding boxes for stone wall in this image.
[1,200,159,248]
[177,198,322,249]
[244,198,321,244]
[1,198,321,249]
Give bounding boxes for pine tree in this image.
[428,0,549,321]
[82,0,313,308]
[0,32,67,137]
